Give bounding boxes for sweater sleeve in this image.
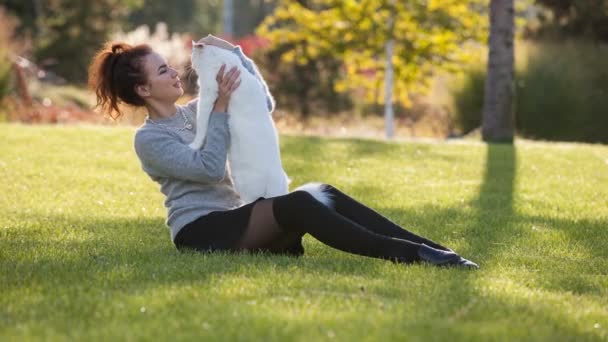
[134,112,230,183]
[232,45,276,113]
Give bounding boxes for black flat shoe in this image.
[417,244,479,269]
[455,256,479,269]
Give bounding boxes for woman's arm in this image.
[135,112,230,183]
[136,65,240,183]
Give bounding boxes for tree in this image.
[3,0,143,83]
[1,0,39,37]
[39,0,144,83]
[0,8,21,100]
[482,0,515,143]
[255,0,356,117]
[257,0,488,114]
[127,0,222,36]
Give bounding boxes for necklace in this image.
[147,108,193,131]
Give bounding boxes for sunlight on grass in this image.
[1,123,607,341]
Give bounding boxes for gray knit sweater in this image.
[134,46,273,241]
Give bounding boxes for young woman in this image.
[88,35,478,269]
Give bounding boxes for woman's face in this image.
[141,52,183,103]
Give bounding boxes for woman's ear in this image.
[135,84,151,98]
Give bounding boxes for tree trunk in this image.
[482,0,515,143]
[295,62,312,118]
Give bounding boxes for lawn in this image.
[1,122,607,341]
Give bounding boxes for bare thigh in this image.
[235,199,303,252]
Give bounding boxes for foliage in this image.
[234,35,271,57]
[1,123,608,340]
[253,42,354,117]
[0,9,16,101]
[0,59,11,104]
[257,0,489,111]
[127,0,222,36]
[0,7,27,121]
[128,0,270,38]
[0,0,38,37]
[29,83,95,109]
[112,23,191,71]
[2,0,144,83]
[448,40,608,143]
[515,41,608,143]
[448,66,486,134]
[533,0,608,42]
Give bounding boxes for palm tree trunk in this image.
[482,0,515,143]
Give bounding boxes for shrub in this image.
[0,8,20,121]
[0,8,17,101]
[0,53,11,100]
[447,65,486,134]
[516,41,608,143]
[449,40,608,143]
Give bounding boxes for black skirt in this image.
[173,197,304,256]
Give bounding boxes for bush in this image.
[516,41,608,143]
[0,8,19,121]
[448,66,486,134]
[0,54,11,99]
[449,40,608,143]
[254,46,353,118]
[0,8,17,101]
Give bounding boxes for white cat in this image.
[188,42,333,207]
[187,43,289,204]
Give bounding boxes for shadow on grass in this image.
[3,210,604,340]
[464,143,517,259]
[2,212,396,294]
[344,143,516,260]
[3,139,607,340]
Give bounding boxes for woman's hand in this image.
[198,34,235,51]
[213,64,241,113]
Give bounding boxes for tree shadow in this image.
[4,138,607,340]
[344,142,517,262]
[462,143,517,260]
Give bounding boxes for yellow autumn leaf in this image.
[282,51,296,63]
[334,80,348,93]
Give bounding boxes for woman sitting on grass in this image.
[88,35,478,269]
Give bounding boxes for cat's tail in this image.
[292,182,334,208]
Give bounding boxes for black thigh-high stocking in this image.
[235,199,304,255]
[236,192,422,262]
[262,191,423,263]
[323,184,451,251]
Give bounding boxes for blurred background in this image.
[0,0,606,143]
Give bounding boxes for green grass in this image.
[1,123,607,341]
